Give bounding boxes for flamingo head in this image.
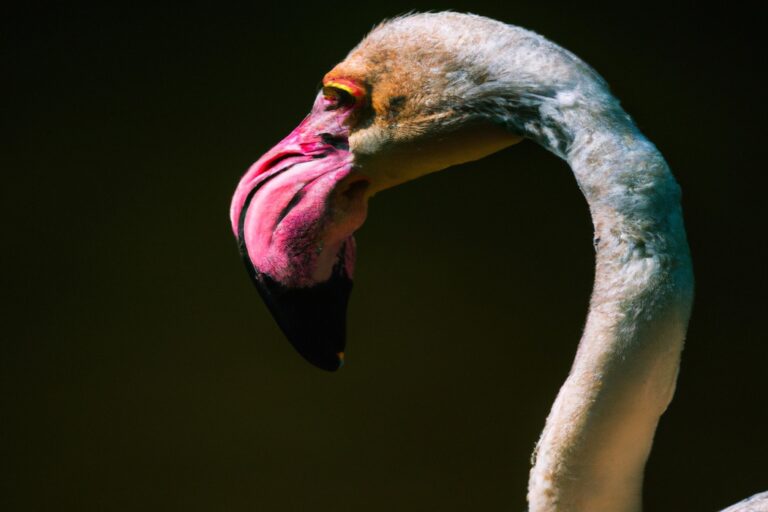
[230,14,524,371]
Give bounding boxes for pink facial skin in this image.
[230,90,368,288]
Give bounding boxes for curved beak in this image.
[230,93,368,371]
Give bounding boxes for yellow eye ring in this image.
[322,78,366,108]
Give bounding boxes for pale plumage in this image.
[231,12,767,512]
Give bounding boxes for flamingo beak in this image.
[230,92,368,371]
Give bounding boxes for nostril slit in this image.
[276,190,305,226]
[266,152,303,171]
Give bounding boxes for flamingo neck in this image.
[525,104,694,512]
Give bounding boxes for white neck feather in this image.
[426,19,701,509]
[525,98,694,511]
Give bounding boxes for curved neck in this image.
[525,103,694,512]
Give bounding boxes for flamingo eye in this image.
[322,79,365,110]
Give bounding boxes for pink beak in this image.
[230,92,369,371]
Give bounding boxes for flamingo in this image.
[229,12,767,512]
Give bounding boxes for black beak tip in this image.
[249,269,353,373]
[303,350,345,372]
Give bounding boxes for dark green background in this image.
[3,2,765,511]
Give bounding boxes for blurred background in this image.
[2,2,765,511]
